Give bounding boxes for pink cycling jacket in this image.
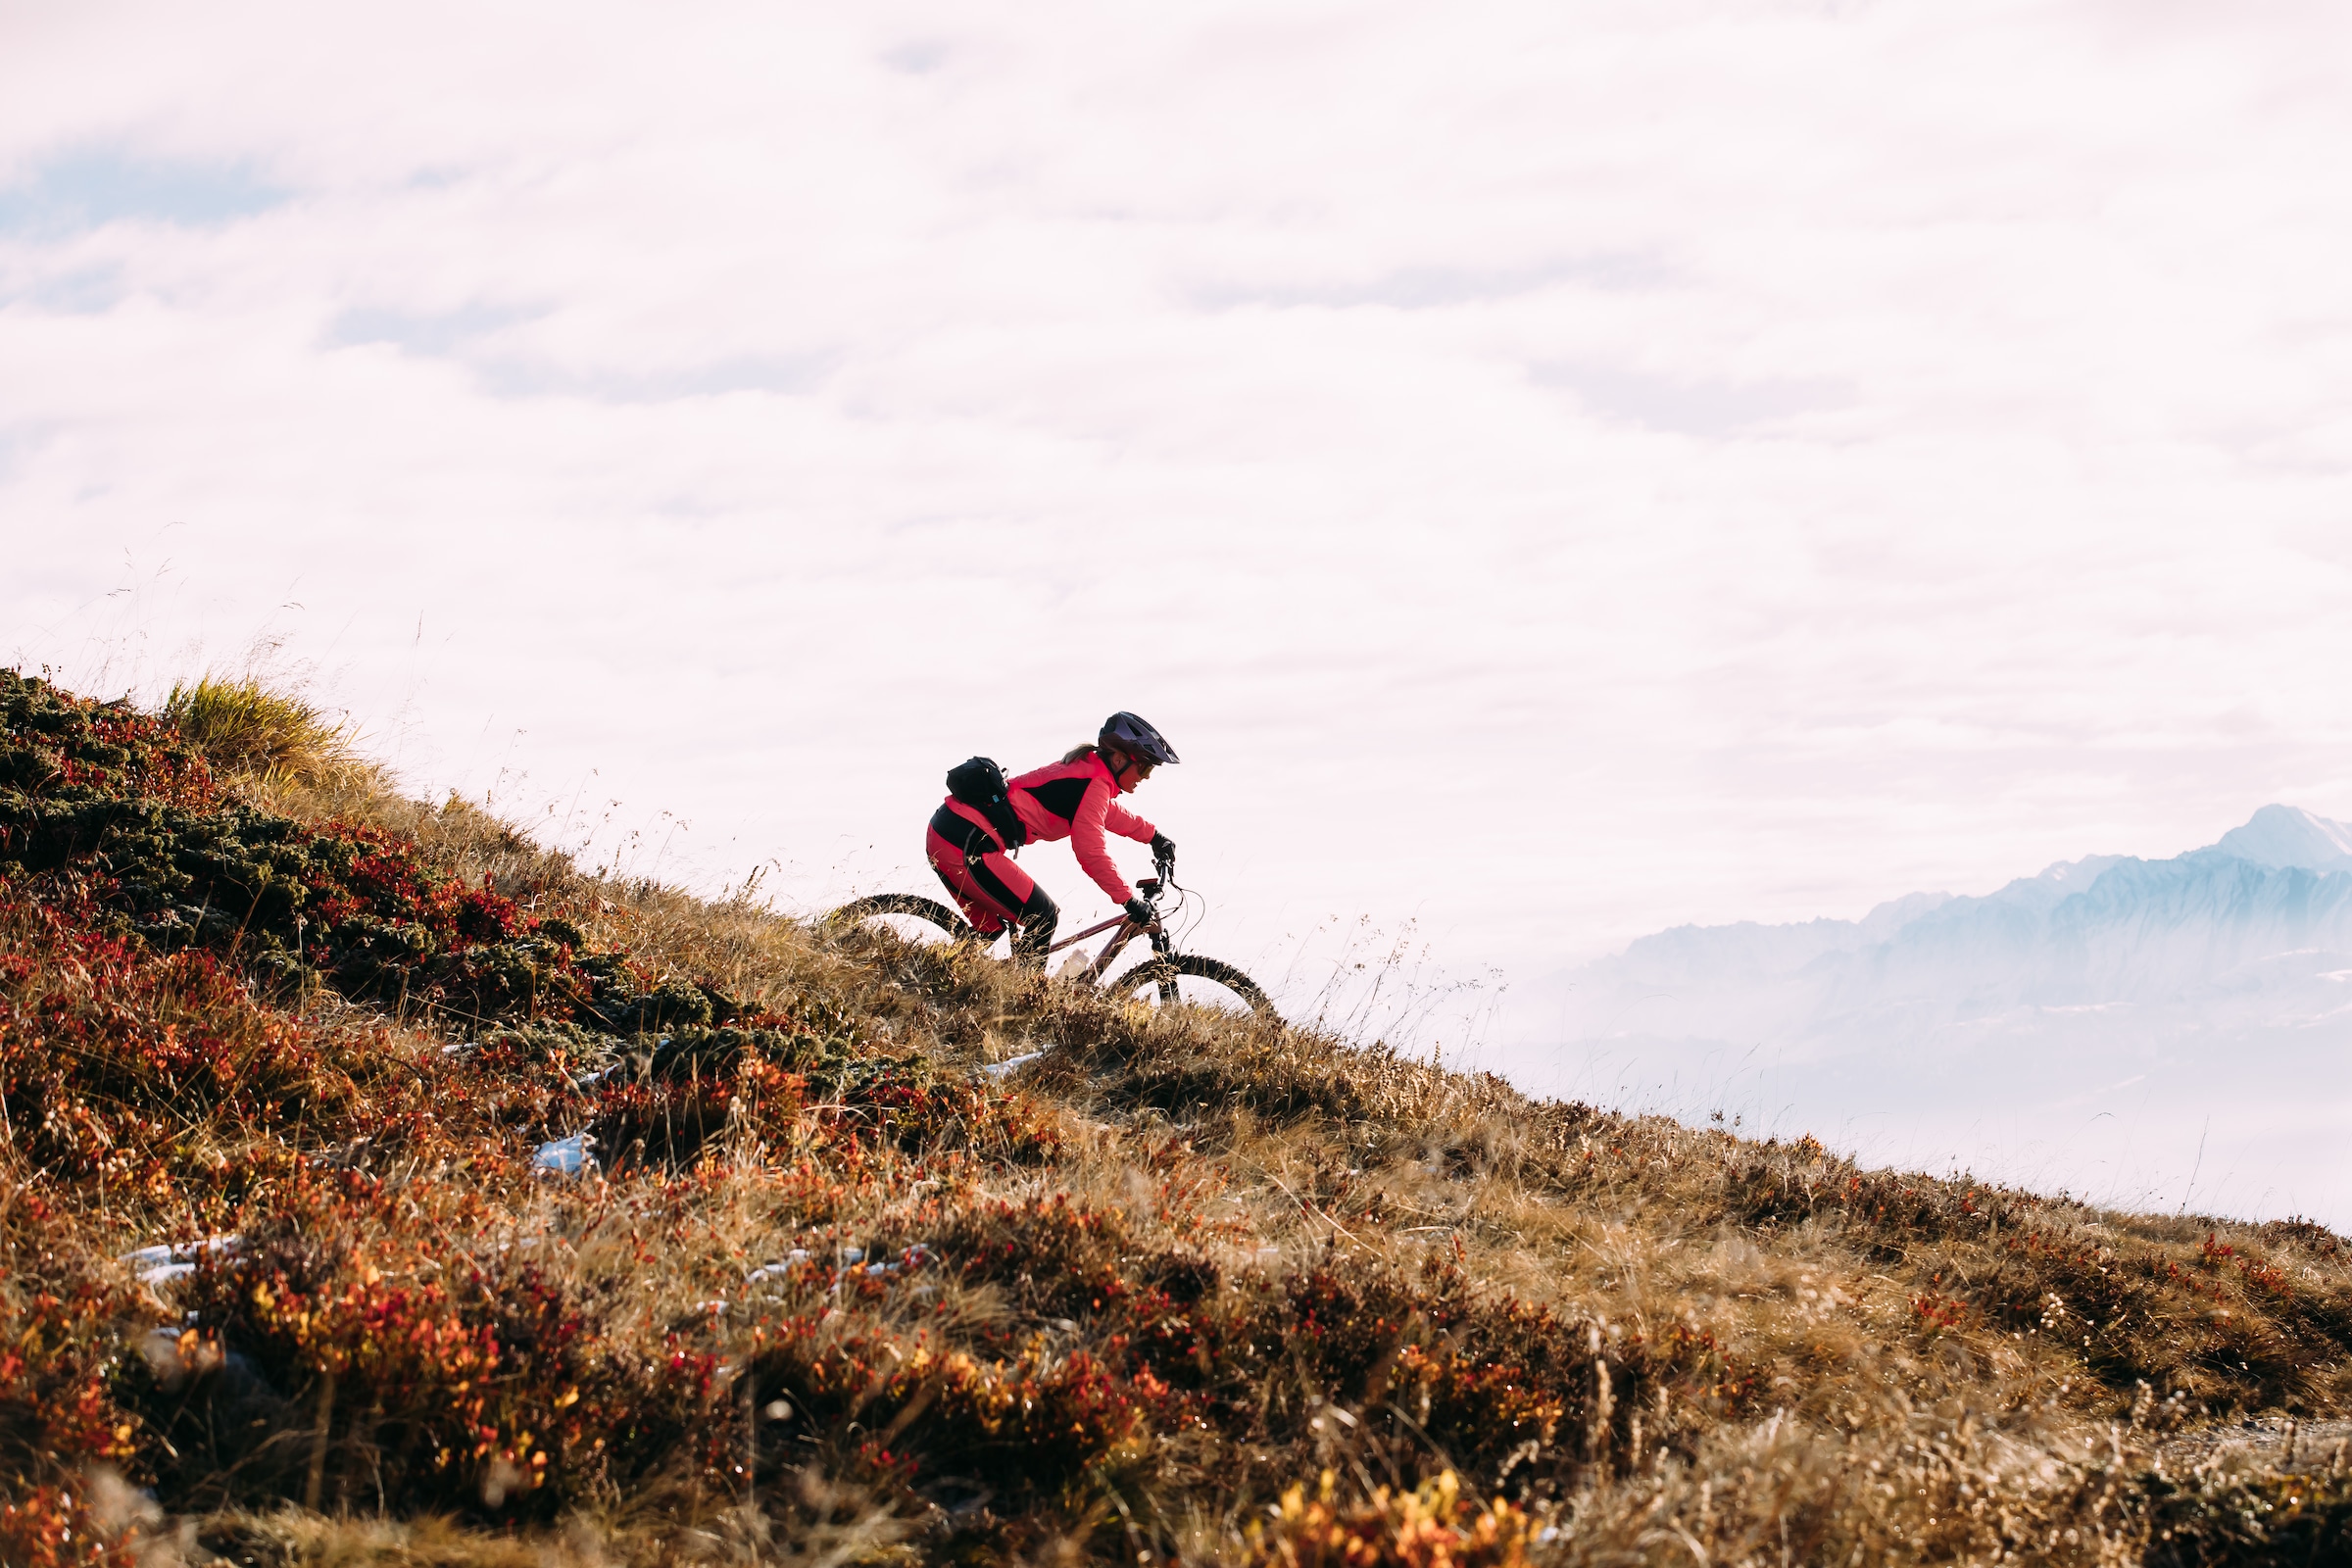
[1004,752,1157,904]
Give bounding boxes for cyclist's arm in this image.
[1071,782,1144,904]
[1102,798,1156,844]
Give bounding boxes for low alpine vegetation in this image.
[1,667,2347,1566]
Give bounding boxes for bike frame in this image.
[823,854,1272,1016]
[1045,867,1176,984]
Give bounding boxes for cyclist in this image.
[925,711,1180,964]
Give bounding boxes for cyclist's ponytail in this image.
[1060,743,1100,764]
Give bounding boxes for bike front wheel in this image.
[824,893,977,945]
[1116,955,1277,1019]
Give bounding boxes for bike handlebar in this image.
[1043,861,1182,958]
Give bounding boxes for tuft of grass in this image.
[161,673,362,789]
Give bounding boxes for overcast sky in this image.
[7,1,2352,1035]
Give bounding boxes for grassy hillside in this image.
[2,667,2348,1567]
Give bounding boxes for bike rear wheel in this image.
[825,894,977,944]
[1117,955,1276,1019]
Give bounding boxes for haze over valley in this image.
[1493,806,2352,1226]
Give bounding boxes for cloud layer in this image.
[7,1,2352,1052]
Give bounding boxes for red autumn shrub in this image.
[739,1320,1176,1505]
[1247,1469,1534,1568]
[0,1283,138,1484]
[0,875,355,1197]
[144,1172,690,1519]
[0,1484,138,1568]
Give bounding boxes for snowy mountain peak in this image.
[2208,804,2352,870]
[2034,856,2119,885]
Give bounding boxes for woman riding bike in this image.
[925,711,1179,964]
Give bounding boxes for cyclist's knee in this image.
[1011,888,1059,963]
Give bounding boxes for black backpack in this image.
[945,756,1029,849]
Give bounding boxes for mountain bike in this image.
[826,857,1276,1019]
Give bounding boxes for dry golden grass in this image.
[163,674,368,792]
[6,670,2350,1565]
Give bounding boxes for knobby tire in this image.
[1118,955,1277,1018]
[824,894,976,944]
[826,898,1276,1019]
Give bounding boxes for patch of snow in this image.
[980,1050,1049,1077]
[533,1134,597,1178]
[120,1234,240,1287]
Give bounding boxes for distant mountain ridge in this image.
[1573,807,2352,1033]
[1495,807,2352,1224]
[2212,803,2352,870]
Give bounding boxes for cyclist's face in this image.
[1110,750,1153,788]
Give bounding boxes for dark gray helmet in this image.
[1100,711,1179,765]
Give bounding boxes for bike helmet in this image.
[1100,710,1179,765]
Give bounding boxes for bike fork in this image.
[1149,931,1180,1004]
